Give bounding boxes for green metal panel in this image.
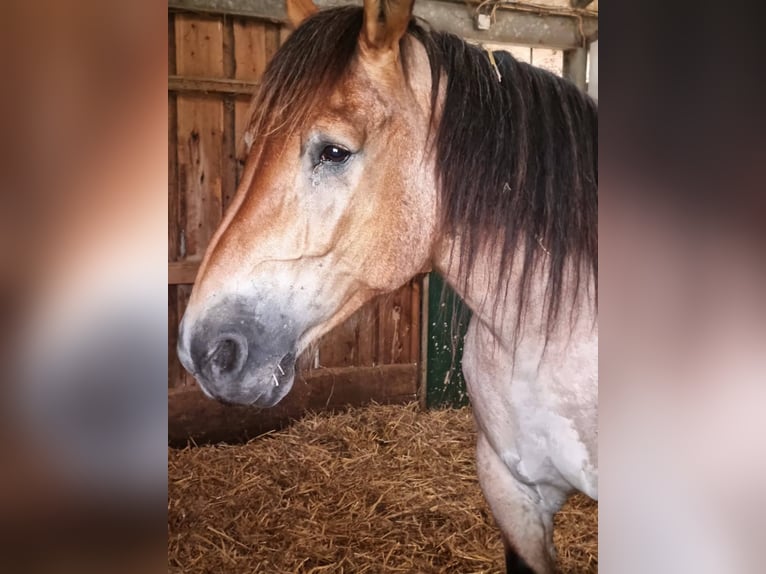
[425,273,471,408]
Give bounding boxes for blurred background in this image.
[1,0,166,571]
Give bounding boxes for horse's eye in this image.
[319,144,351,164]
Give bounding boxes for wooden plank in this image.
[176,95,224,257]
[168,364,418,445]
[232,19,267,168]
[221,19,238,211]
[230,21,283,173]
[168,0,287,24]
[168,75,259,95]
[169,15,180,261]
[169,261,201,284]
[176,15,225,259]
[222,97,237,210]
[175,14,225,78]
[318,312,359,368]
[168,93,181,259]
[265,22,282,60]
[168,13,183,391]
[169,97,181,254]
[233,20,269,81]
[377,283,417,365]
[355,302,378,367]
[168,12,177,76]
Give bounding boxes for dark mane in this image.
[414,28,598,341]
[245,7,598,341]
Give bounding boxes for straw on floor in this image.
[168,402,597,573]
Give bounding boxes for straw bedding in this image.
[168,403,597,573]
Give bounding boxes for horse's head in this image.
[177,1,437,406]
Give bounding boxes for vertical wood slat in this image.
[176,96,223,257]
[222,18,238,210]
[168,16,180,262]
[376,297,389,366]
[318,314,359,368]
[265,23,281,61]
[233,19,267,177]
[356,304,378,367]
[168,12,182,389]
[377,283,414,366]
[176,15,225,258]
[175,14,225,77]
[233,19,269,80]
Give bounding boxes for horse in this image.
[176,1,598,572]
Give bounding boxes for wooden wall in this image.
[168,9,421,444]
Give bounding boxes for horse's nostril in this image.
[211,339,235,370]
[208,336,247,380]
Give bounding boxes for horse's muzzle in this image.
[177,298,298,407]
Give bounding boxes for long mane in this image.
[244,7,598,341]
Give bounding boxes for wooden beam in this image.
[168,75,260,96]
[168,0,286,23]
[169,364,419,445]
[169,0,596,50]
[316,0,598,49]
[169,261,200,284]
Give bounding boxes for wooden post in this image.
[418,274,429,410]
[563,47,588,92]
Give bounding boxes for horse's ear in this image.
[361,0,414,54]
[285,0,318,30]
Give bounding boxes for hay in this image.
[169,403,597,573]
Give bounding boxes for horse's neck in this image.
[434,237,596,350]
